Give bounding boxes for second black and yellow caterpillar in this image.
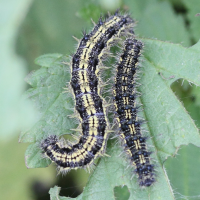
[113,38,155,186]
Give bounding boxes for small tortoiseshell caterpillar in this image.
[41,12,135,173]
[113,38,155,187]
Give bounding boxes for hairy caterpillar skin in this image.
[113,38,155,187]
[41,12,135,173]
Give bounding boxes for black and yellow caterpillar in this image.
[41,12,134,172]
[113,38,155,186]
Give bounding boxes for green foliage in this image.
[125,0,190,46]
[182,0,200,43]
[16,0,89,71]
[0,0,36,140]
[20,0,200,199]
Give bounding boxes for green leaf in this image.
[49,186,67,200]
[24,38,200,199]
[182,0,200,43]
[35,54,63,68]
[25,143,51,168]
[165,144,200,198]
[140,39,200,160]
[19,54,77,144]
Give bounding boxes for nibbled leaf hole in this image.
[114,185,130,200]
[171,78,200,127]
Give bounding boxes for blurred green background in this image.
[1,0,200,199]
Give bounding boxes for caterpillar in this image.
[113,38,155,187]
[40,12,135,173]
